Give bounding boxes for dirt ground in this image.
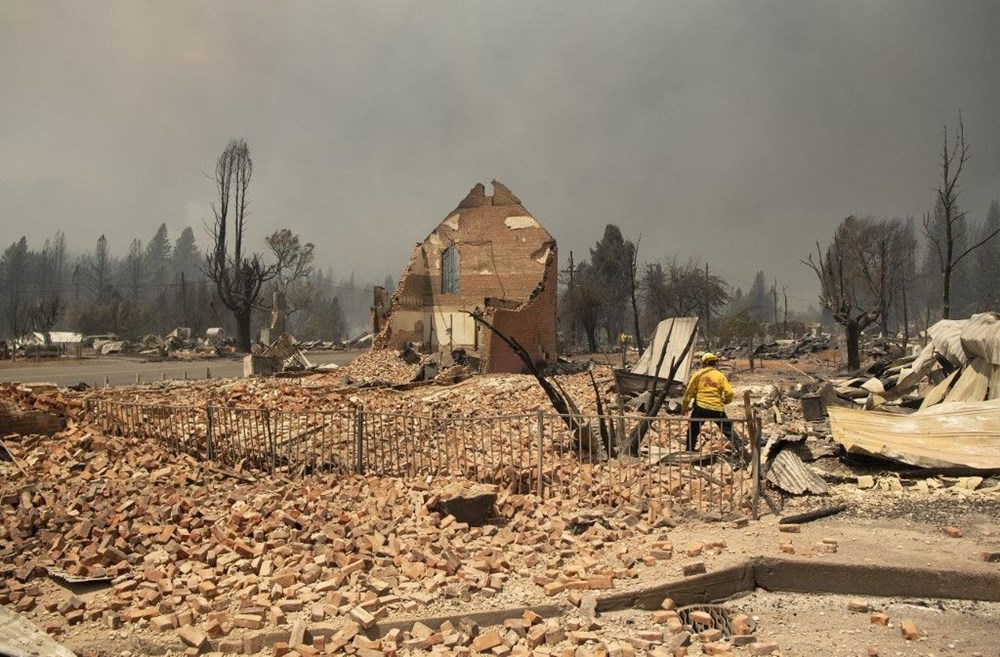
[3,351,1000,657]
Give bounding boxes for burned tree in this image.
[923,114,1000,319]
[804,216,900,370]
[204,139,276,352]
[265,228,315,336]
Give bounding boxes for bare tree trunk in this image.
[942,263,952,319]
[901,281,910,348]
[846,320,861,370]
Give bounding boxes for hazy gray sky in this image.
[2,1,999,309]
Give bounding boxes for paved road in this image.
[0,351,359,388]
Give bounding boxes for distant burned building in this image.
[377,181,557,374]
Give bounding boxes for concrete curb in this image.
[594,556,1000,612]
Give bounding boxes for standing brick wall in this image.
[383,181,558,373]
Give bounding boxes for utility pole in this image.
[782,286,789,338]
[561,251,577,348]
[772,279,779,337]
[180,271,188,327]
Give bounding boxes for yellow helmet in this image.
[701,352,719,364]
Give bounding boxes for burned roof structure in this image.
[377,181,557,374]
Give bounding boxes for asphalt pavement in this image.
[0,351,358,388]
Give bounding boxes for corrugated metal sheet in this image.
[829,398,1000,469]
[961,311,1000,365]
[944,356,991,403]
[927,318,969,367]
[764,449,829,495]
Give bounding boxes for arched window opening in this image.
[442,245,460,294]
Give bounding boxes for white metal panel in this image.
[632,317,699,384]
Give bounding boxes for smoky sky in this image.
[2,1,999,309]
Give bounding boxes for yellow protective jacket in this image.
[682,366,733,413]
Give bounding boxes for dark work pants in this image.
[687,403,742,453]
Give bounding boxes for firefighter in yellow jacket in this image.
[682,352,742,454]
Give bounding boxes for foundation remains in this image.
[377,181,557,374]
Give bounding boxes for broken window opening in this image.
[442,245,460,294]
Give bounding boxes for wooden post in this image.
[135,372,140,385]
[743,390,760,520]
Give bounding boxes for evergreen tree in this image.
[172,227,202,282]
[145,223,172,295]
[748,271,768,323]
[974,200,1000,310]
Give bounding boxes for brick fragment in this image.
[526,624,548,648]
[900,618,920,640]
[289,620,312,647]
[943,526,962,538]
[682,561,706,576]
[778,524,800,533]
[698,628,723,642]
[749,643,779,656]
[244,634,262,654]
[847,599,870,612]
[233,613,264,629]
[151,614,178,631]
[177,626,209,652]
[870,613,889,626]
[350,605,376,629]
[729,613,752,635]
[687,610,713,627]
[472,629,503,652]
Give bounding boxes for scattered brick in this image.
[847,599,871,613]
[682,561,706,576]
[177,626,209,652]
[870,613,890,626]
[900,618,920,640]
